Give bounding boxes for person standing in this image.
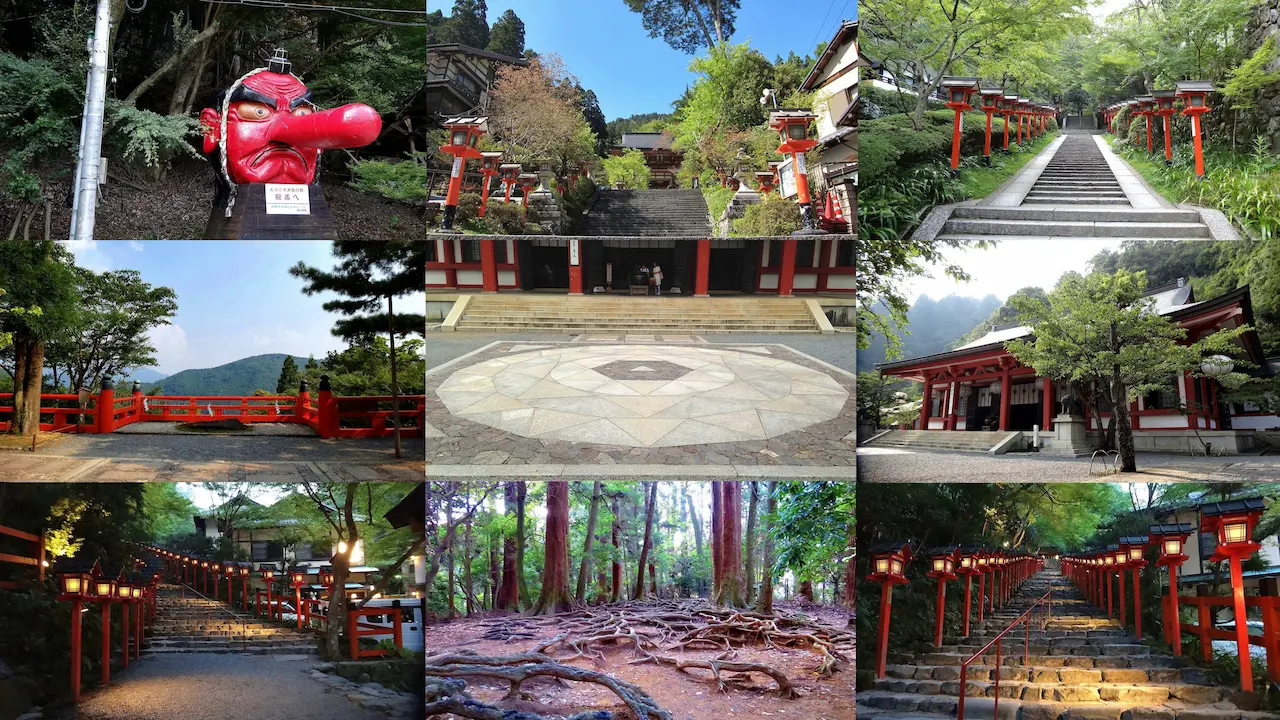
[652,263,663,296]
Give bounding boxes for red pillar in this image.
[1002,114,1010,150]
[70,599,83,702]
[876,582,894,678]
[1168,565,1182,655]
[503,178,514,203]
[1118,567,1127,628]
[934,578,947,647]
[478,174,493,218]
[983,111,993,162]
[1163,114,1173,163]
[1132,567,1143,640]
[998,368,1012,431]
[442,156,466,229]
[242,576,250,612]
[120,600,129,670]
[101,601,111,684]
[567,239,583,295]
[1042,378,1054,432]
[97,380,115,434]
[977,572,985,624]
[479,239,498,293]
[439,239,457,288]
[777,239,797,297]
[921,379,934,430]
[961,575,972,636]
[1230,555,1253,691]
[950,108,964,170]
[694,238,711,297]
[295,586,303,629]
[1191,115,1206,177]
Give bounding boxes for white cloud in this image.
[905,239,1123,305]
[147,323,189,371]
[60,239,113,271]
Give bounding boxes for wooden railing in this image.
[958,589,1053,720]
[1178,594,1280,683]
[0,524,45,590]
[348,605,404,659]
[0,393,97,433]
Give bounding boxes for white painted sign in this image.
[569,239,580,266]
[779,159,798,199]
[451,156,464,177]
[606,262,613,283]
[795,152,807,176]
[264,184,310,215]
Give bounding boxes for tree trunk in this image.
[610,494,622,602]
[1113,373,1137,472]
[844,521,855,608]
[648,561,657,596]
[799,580,815,601]
[744,482,759,606]
[715,482,745,607]
[515,482,530,608]
[123,19,225,105]
[531,481,572,615]
[685,487,703,557]
[633,482,657,600]
[757,482,776,614]
[321,489,358,661]
[496,482,520,610]
[12,337,45,436]
[575,481,602,602]
[463,491,474,616]
[487,529,498,610]
[445,533,456,619]
[711,481,723,599]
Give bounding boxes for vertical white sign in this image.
[569,239,579,266]
[451,157,464,177]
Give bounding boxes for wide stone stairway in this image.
[453,294,823,333]
[578,189,712,236]
[864,429,1021,453]
[932,133,1224,242]
[858,569,1269,720]
[150,584,317,655]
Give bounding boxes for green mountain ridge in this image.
[137,353,310,396]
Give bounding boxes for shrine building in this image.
[875,280,1279,454]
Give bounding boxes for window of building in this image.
[930,392,942,417]
[796,239,816,268]
[425,241,438,263]
[1144,385,1180,410]
[836,237,854,267]
[461,239,482,263]
[768,241,782,267]
[494,240,508,264]
[252,541,283,561]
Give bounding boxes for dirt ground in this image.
[424,601,855,720]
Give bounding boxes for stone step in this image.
[952,207,1199,223]
[940,218,1209,238]
[920,650,1165,668]
[884,663,1206,685]
[1022,196,1131,205]
[452,323,817,334]
[938,642,1150,657]
[874,677,1227,706]
[856,691,1268,720]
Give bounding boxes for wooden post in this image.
[962,574,972,637]
[1230,555,1253,691]
[777,239,797,297]
[1259,578,1279,683]
[70,599,83,702]
[876,582,893,679]
[101,601,111,684]
[1197,584,1212,661]
[694,238,711,298]
[97,379,115,434]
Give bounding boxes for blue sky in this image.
[464,0,857,120]
[66,240,413,375]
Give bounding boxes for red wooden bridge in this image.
[0,376,424,439]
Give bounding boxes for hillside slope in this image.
[141,354,309,396]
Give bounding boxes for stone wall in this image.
[715,187,761,236]
[1244,1,1280,150]
[525,190,565,234]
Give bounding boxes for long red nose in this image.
[270,103,382,149]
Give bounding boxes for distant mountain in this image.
[121,368,168,383]
[858,294,1004,372]
[141,354,309,396]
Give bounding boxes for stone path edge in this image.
[425,463,856,479]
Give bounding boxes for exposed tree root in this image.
[425,651,672,720]
[636,652,798,698]
[426,676,613,719]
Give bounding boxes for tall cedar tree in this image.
[289,241,426,457]
[757,481,776,613]
[623,0,739,53]
[633,482,657,600]
[486,9,526,58]
[744,481,759,605]
[531,481,572,614]
[844,521,855,607]
[610,493,623,602]
[715,481,746,607]
[276,356,300,394]
[496,482,520,610]
[1,241,77,435]
[576,481,602,602]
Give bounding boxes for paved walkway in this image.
[76,654,386,720]
[0,435,424,481]
[857,446,1280,481]
[426,339,855,479]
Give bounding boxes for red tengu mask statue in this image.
[200,50,382,193]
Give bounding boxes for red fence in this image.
[1177,595,1280,683]
[1,388,424,440]
[348,606,404,659]
[0,524,46,590]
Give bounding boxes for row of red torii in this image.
[867,497,1274,701]
[0,375,424,438]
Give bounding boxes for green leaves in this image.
[602,148,652,190]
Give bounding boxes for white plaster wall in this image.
[794,274,818,290]
[828,275,856,290]
[760,273,779,290]
[1229,415,1280,430]
[1140,415,1191,429]
[457,269,483,286]
[497,270,516,287]
[425,269,450,285]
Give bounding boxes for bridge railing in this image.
[0,393,98,433]
[7,385,423,440]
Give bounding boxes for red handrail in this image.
[958,589,1052,720]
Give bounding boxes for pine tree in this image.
[486,9,525,58]
[305,355,319,373]
[275,356,300,394]
[289,241,427,458]
[444,0,490,48]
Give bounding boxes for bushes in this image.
[734,192,802,235]
[347,154,431,203]
[702,185,735,225]
[859,110,1008,185]
[857,81,947,119]
[104,102,203,181]
[602,148,651,189]
[858,165,967,244]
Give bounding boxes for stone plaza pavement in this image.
[426,339,856,478]
[857,446,1280,482]
[0,434,424,482]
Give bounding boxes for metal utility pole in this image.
[69,0,113,242]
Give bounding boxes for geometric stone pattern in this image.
[436,345,849,449]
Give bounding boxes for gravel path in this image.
[857,447,1280,481]
[76,654,386,720]
[27,434,425,463]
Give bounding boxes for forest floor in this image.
[423,598,854,720]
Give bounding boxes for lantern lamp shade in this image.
[261,566,276,579]
[1200,497,1264,552]
[131,586,142,599]
[1129,547,1143,561]
[240,566,249,576]
[891,559,903,574]
[95,579,115,597]
[1105,554,1115,566]
[1163,538,1182,555]
[960,556,973,568]
[1223,519,1250,544]
[1200,355,1234,376]
[932,558,945,572]
[116,582,132,598]
[60,572,91,596]
[875,557,890,574]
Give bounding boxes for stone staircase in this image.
[864,429,1021,453]
[579,189,712,236]
[858,570,1269,720]
[934,134,1217,242]
[1254,431,1280,455]
[149,584,316,655]
[453,294,822,333]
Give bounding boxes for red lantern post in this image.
[868,541,913,679]
[1121,536,1148,639]
[1135,96,1154,153]
[978,87,1003,166]
[1154,90,1177,166]
[767,110,825,233]
[755,170,776,194]
[1200,498,1265,691]
[55,560,100,702]
[438,116,488,230]
[955,547,980,637]
[926,547,959,647]
[1175,81,1214,179]
[210,562,221,601]
[477,152,503,218]
[976,550,993,622]
[940,77,979,173]
[1110,546,1127,628]
[1150,523,1193,655]
[1104,551,1116,618]
[289,567,307,630]
[1001,96,1016,151]
[516,173,538,209]
[499,163,521,204]
[261,565,277,620]
[239,565,251,611]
